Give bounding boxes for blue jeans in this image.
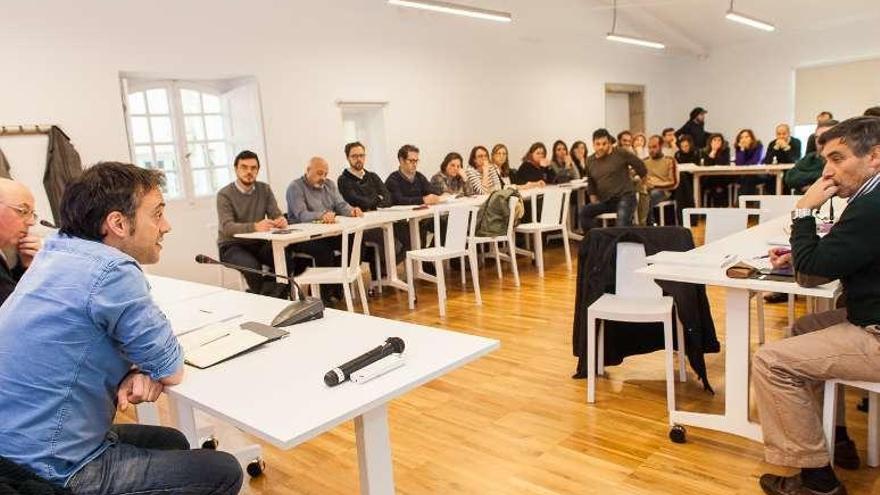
[68,424,242,495]
[579,193,637,230]
[646,189,672,225]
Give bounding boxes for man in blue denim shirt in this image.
[0,162,242,494]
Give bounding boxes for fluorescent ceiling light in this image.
[725,0,775,32]
[387,0,512,23]
[606,33,665,50]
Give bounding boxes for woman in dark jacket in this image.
[701,133,732,206]
[513,142,555,188]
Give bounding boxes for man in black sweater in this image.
[385,144,440,253]
[0,179,41,306]
[676,107,708,149]
[337,141,391,211]
[763,123,803,164]
[337,141,394,278]
[753,116,880,495]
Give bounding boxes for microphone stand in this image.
[197,256,305,301]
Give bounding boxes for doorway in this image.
[604,83,645,135]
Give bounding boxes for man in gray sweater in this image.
[217,150,288,296]
[286,157,363,302]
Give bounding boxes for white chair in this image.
[738,194,802,223]
[295,226,369,315]
[468,196,521,287]
[586,242,686,406]
[515,189,572,277]
[596,212,617,227]
[406,205,482,317]
[654,199,677,226]
[823,380,880,467]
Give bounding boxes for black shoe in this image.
[834,439,861,470]
[759,473,847,495]
[764,292,788,304]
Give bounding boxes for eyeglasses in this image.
[404,158,419,165]
[349,153,366,159]
[0,202,38,221]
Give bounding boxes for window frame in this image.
[124,79,233,201]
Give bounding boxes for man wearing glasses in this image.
[384,144,440,254]
[0,178,41,305]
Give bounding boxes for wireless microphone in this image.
[324,337,405,387]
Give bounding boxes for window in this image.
[794,124,816,152]
[122,77,265,200]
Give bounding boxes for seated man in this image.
[0,178,41,305]
[642,135,678,226]
[806,111,834,155]
[287,157,363,300]
[385,144,440,252]
[0,162,242,494]
[217,150,289,297]
[337,141,392,211]
[763,123,803,165]
[579,128,647,230]
[753,116,880,495]
[337,141,395,276]
[785,120,838,194]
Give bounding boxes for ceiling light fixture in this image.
[606,0,665,50]
[387,0,512,23]
[725,0,775,32]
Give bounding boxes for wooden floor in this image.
[128,237,880,494]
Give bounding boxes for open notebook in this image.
[177,322,289,369]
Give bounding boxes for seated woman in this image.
[570,141,589,179]
[513,142,555,189]
[492,144,516,186]
[735,128,765,194]
[632,133,649,160]
[674,134,701,165]
[701,132,733,206]
[430,152,468,196]
[549,140,580,183]
[465,145,502,196]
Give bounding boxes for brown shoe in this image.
[759,474,847,495]
[834,439,861,470]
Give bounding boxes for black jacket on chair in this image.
[572,226,720,391]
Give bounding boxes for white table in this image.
[146,276,499,494]
[637,216,839,442]
[678,163,795,208]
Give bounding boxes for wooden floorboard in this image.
[124,236,880,494]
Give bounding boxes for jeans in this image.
[646,189,671,225]
[67,424,242,495]
[578,193,637,231]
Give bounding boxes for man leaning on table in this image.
[0,162,242,494]
[753,116,880,495]
[286,156,363,301]
[217,149,289,297]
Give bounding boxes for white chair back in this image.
[738,195,801,223]
[538,188,570,226]
[433,204,473,251]
[341,225,366,278]
[682,207,758,244]
[615,242,661,299]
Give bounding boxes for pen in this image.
[201,332,231,347]
[755,248,791,259]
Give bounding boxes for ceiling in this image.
[451,0,880,57]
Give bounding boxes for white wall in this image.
[0,0,691,283]
[683,16,880,146]
[796,58,880,124]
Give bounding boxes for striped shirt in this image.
[849,172,880,203]
[465,166,502,196]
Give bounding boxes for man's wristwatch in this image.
[791,208,814,220]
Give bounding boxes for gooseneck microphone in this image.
[195,254,307,301]
[324,337,406,387]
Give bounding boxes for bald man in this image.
[0,178,41,305]
[764,123,803,165]
[285,157,362,302]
